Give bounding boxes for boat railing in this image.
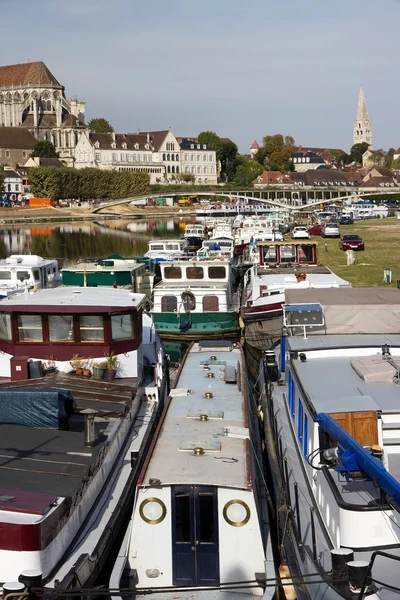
[357,550,400,600]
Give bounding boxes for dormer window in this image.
[135,143,139,150]
[95,141,100,149]
[197,144,200,149]
[122,142,127,149]
[203,144,206,149]
[111,142,116,149]
[190,144,194,149]
[145,144,149,150]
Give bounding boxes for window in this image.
[164,266,182,279]
[0,313,11,341]
[184,154,189,161]
[33,269,40,281]
[111,313,133,340]
[190,154,194,162]
[262,245,278,263]
[161,296,177,312]
[303,413,308,458]
[95,152,100,161]
[203,144,207,150]
[120,153,125,161]
[17,271,30,282]
[112,153,117,161]
[208,266,226,279]
[298,244,314,263]
[298,399,304,445]
[49,315,74,342]
[22,151,27,159]
[5,150,10,158]
[163,153,166,160]
[79,315,104,342]
[0,272,11,280]
[197,154,201,161]
[176,154,179,161]
[209,154,213,162]
[186,266,203,279]
[203,296,219,311]
[197,166,202,173]
[171,154,174,161]
[18,315,43,342]
[185,166,189,173]
[190,144,194,149]
[150,244,164,250]
[279,245,296,263]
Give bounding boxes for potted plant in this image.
[295,272,307,283]
[104,351,119,381]
[82,357,93,378]
[93,361,107,380]
[70,354,85,375]
[44,355,57,375]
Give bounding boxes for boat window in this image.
[79,315,104,342]
[33,269,40,281]
[208,266,226,279]
[174,491,191,543]
[203,296,219,312]
[166,244,179,251]
[279,245,296,263]
[164,266,182,279]
[111,313,133,340]
[199,492,215,542]
[0,271,11,280]
[186,266,204,280]
[161,296,177,312]
[182,291,196,311]
[150,244,164,251]
[303,413,308,458]
[297,245,314,263]
[18,315,43,342]
[0,313,12,341]
[288,372,295,420]
[298,399,303,444]
[17,271,30,282]
[262,246,278,263]
[49,315,74,342]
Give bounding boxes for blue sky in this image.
[2,0,399,152]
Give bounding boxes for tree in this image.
[391,157,400,169]
[331,150,350,167]
[261,134,296,172]
[385,147,396,168]
[254,147,268,167]
[349,142,369,165]
[220,140,238,181]
[31,140,59,158]
[177,173,196,184]
[234,158,263,187]
[88,118,114,133]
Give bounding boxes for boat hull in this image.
[151,311,239,340]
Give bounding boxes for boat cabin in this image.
[0,287,145,376]
[0,255,61,295]
[144,240,187,260]
[258,241,318,266]
[184,224,205,238]
[197,237,234,260]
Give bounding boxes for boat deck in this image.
[0,373,137,500]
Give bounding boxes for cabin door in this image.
[171,486,219,587]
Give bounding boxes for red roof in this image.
[250,140,260,150]
[0,62,61,88]
[252,170,290,185]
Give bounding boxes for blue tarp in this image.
[0,388,75,429]
[285,303,322,313]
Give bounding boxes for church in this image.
[0,61,86,165]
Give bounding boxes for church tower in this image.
[353,86,372,147]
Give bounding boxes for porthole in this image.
[223,499,251,527]
[139,498,167,524]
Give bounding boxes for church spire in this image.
[353,86,372,147]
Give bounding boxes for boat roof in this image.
[257,271,350,287]
[0,287,145,311]
[0,374,137,500]
[141,343,250,489]
[258,241,317,246]
[288,335,400,415]
[160,260,230,266]
[62,258,144,272]
[0,255,57,267]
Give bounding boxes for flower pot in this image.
[76,368,83,376]
[93,366,106,380]
[106,369,117,381]
[83,368,92,377]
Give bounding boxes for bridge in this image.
[92,188,400,214]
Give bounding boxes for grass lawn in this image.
[313,218,400,287]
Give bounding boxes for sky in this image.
[2,0,399,153]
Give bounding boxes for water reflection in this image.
[0,218,194,261]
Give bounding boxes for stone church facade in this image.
[0,61,86,165]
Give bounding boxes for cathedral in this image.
[0,61,86,165]
[353,86,372,148]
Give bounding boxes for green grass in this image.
[313,218,400,287]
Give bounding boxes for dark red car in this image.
[308,224,323,235]
[339,234,365,251]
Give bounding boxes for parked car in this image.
[308,224,323,235]
[321,223,340,238]
[292,226,310,239]
[339,234,365,251]
[339,215,354,225]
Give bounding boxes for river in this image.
[0,216,196,260]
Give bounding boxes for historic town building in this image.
[0,127,36,165]
[353,86,372,147]
[178,138,217,185]
[0,61,86,165]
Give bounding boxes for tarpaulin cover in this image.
[0,388,75,429]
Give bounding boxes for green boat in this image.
[151,260,240,340]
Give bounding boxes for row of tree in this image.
[29,167,150,200]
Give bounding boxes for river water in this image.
[0,217,195,260]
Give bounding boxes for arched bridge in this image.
[92,188,400,214]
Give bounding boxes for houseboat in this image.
[241,241,351,324]
[144,239,187,261]
[0,287,168,588]
[151,260,239,340]
[196,237,235,261]
[0,254,61,297]
[110,340,274,599]
[260,288,400,600]
[184,223,206,239]
[61,254,152,296]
